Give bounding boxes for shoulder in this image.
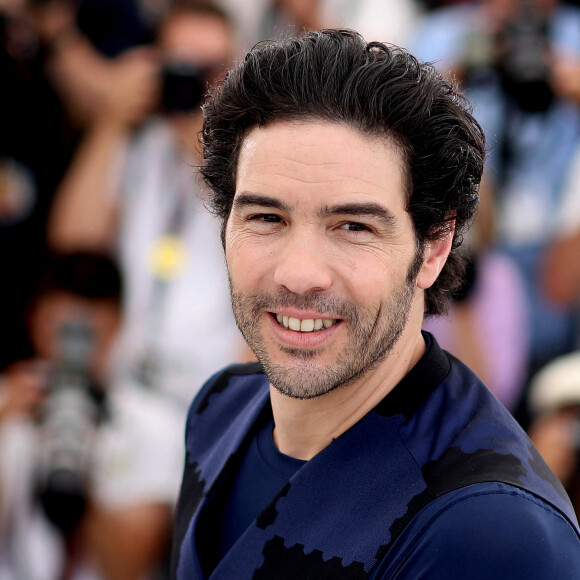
[123,117,173,174]
[553,4,580,52]
[375,483,580,579]
[187,362,266,418]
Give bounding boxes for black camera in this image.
[161,62,206,114]
[496,0,553,113]
[461,0,553,113]
[36,319,104,536]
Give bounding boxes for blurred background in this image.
[1,0,580,578]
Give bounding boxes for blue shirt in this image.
[172,334,580,579]
[217,418,305,559]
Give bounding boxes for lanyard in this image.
[132,151,194,389]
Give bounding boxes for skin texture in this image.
[225,120,452,459]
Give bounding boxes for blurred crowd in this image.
[2,0,580,578]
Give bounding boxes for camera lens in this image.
[161,62,205,113]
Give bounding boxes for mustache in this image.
[231,287,358,319]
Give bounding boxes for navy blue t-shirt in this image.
[217,418,306,559]
[174,335,580,579]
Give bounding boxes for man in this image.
[410,0,580,411]
[48,1,249,410]
[171,30,580,578]
[528,351,580,520]
[0,252,183,579]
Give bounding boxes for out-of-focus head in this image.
[530,352,580,417]
[157,0,235,118]
[483,0,559,23]
[158,0,234,70]
[201,29,485,316]
[27,252,122,380]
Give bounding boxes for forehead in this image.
[159,13,233,65]
[235,120,408,212]
[33,292,117,320]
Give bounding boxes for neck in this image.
[270,321,426,461]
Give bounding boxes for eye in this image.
[340,221,373,233]
[243,213,286,234]
[249,213,283,223]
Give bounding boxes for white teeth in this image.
[275,314,336,332]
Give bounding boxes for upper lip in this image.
[271,309,339,320]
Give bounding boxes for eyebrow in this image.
[233,193,397,227]
[319,202,397,227]
[232,192,291,213]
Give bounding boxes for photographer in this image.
[0,0,160,373]
[0,251,183,580]
[528,352,580,519]
[411,0,580,424]
[47,0,251,412]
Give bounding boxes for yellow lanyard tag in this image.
[147,235,188,281]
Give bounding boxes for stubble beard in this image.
[229,253,422,400]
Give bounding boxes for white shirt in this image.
[112,117,243,410]
[0,381,184,580]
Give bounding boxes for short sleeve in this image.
[91,385,185,509]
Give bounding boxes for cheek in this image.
[29,309,61,360]
[341,249,409,298]
[225,236,268,290]
[353,279,390,309]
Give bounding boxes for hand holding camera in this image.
[0,360,48,422]
[460,0,554,112]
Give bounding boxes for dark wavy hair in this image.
[200,29,485,316]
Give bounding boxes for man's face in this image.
[158,11,234,123]
[484,0,557,23]
[159,11,234,76]
[29,292,120,383]
[225,120,426,399]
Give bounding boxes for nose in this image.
[273,230,332,295]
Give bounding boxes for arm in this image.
[550,54,580,105]
[29,0,112,126]
[529,410,579,488]
[47,48,160,252]
[372,484,580,579]
[81,502,172,580]
[542,230,580,306]
[0,361,47,424]
[47,119,126,252]
[0,361,47,534]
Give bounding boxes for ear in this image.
[416,226,454,290]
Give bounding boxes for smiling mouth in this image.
[275,314,339,332]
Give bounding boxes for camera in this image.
[36,318,104,536]
[496,0,553,113]
[461,0,553,113]
[161,62,206,114]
